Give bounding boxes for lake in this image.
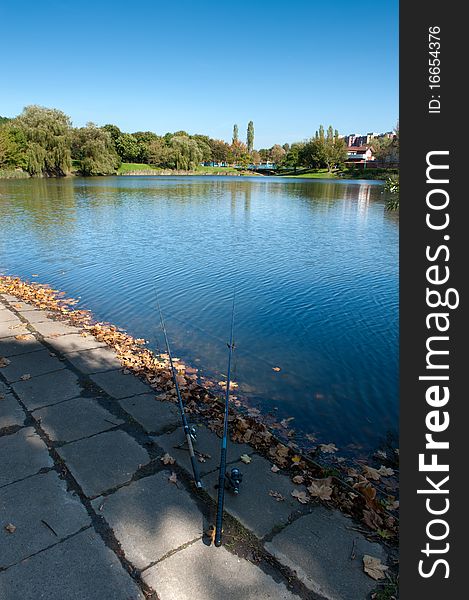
[0,176,398,457]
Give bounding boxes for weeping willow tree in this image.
[14,105,72,176]
[72,123,120,175]
[169,136,203,170]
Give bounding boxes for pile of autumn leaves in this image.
[0,276,398,544]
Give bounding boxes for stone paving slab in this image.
[0,470,90,568]
[44,332,107,353]
[33,397,124,443]
[0,427,53,487]
[0,310,20,324]
[0,348,66,383]
[202,454,306,538]
[119,393,180,434]
[154,425,254,477]
[11,369,83,411]
[0,334,44,357]
[0,322,29,339]
[65,346,122,374]
[92,471,202,568]
[17,309,55,323]
[1,294,19,302]
[8,301,36,311]
[57,429,150,498]
[142,541,301,600]
[0,393,26,429]
[0,529,145,600]
[90,369,153,399]
[265,506,388,600]
[32,320,80,337]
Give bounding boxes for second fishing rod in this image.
[214,290,241,547]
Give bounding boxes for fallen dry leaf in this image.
[292,475,304,484]
[0,357,11,368]
[363,555,388,580]
[291,455,301,464]
[269,490,285,502]
[272,367,281,372]
[160,453,176,465]
[4,523,17,534]
[20,374,31,381]
[320,443,338,454]
[291,489,309,504]
[363,466,381,481]
[168,472,178,484]
[206,524,216,544]
[378,466,395,477]
[240,454,252,464]
[15,334,30,341]
[271,465,280,473]
[307,478,333,501]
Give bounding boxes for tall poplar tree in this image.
[247,121,254,153]
[232,124,239,144]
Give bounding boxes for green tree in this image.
[192,134,212,162]
[115,133,141,163]
[170,136,203,170]
[208,139,229,163]
[0,123,27,169]
[246,121,254,153]
[146,138,174,167]
[72,123,120,175]
[102,124,122,144]
[232,124,238,144]
[300,125,347,171]
[14,105,72,176]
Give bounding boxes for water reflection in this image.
[0,175,398,456]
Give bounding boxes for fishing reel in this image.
[225,467,243,495]
[189,425,198,443]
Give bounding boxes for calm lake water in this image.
[0,176,398,457]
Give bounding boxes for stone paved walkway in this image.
[0,294,387,599]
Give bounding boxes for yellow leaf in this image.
[240,454,252,464]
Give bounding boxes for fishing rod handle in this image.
[214,447,227,547]
[185,432,202,489]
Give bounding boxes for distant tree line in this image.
[1,105,363,177]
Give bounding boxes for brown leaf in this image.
[269,490,285,502]
[160,453,176,465]
[0,357,11,368]
[363,509,383,530]
[307,478,333,501]
[272,366,281,372]
[363,555,388,580]
[292,475,304,484]
[15,334,30,341]
[206,524,216,544]
[363,465,381,481]
[4,523,17,534]
[291,489,309,504]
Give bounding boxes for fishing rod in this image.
[156,295,202,489]
[214,291,242,547]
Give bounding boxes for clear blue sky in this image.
[1,0,398,148]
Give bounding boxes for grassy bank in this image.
[117,163,251,176]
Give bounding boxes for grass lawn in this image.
[279,168,338,179]
[118,163,160,174]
